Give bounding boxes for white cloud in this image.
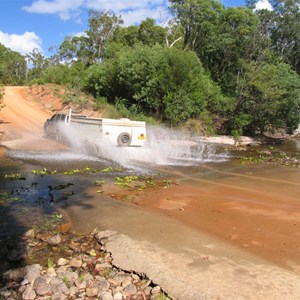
[0,31,42,55]
[255,0,273,11]
[22,0,169,24]
[23,0,84,20]
[121,7,168,26]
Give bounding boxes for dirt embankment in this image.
[0,85,100,149]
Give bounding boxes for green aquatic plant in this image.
[62,167,97,175]
[32,168,57,175]
[0,191,21,204]
[115,176,139,188]
[101,166,115,172]
[4,173,26,180]
[93,180,104,186]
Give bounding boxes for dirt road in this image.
[0,86,66,151]
[1,87,300,299]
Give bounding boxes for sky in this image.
[0,0,271,57]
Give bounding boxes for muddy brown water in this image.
[0,139,300,276]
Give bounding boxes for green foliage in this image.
[115,176,139,188]
[236,61,300,134]
[26,48,51,82]
[83,45,224,127]
[32,168,57,175]
[0,43,27,85]
[58,10,123,67]
[47,258,55,268]
[268,0,300,74]
[110,18,166,49]
[16,5,300,137]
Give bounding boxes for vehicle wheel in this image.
[117,132,132,146]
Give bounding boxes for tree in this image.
[0,43,27,85]
[170,0,223,53]
[26,48,50,81]
[58,10,123,66]
[137,18,166,46]
[170,1,262,96]
[83,45,226,126]
[233,61,300,134]
[270,0,300,74]
[86,9,123,63]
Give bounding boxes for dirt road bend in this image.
[0,86,55,149]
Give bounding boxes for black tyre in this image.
[117,132,132,146]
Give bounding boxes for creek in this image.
[0,138,299,272]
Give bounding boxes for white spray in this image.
[57,122,228,168]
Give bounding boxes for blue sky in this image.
[0,0,252,57]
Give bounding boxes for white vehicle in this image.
[44,110,146,147]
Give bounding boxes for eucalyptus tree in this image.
[0,43,27,85]
[249,0,300,74]
[169,0,223,54]
[169,0,262,95]
[58,9,123,66]
[270,0,300,74]
[26,48,50,81]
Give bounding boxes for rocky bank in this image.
[1,228,170,300]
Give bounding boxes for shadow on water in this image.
[0,147,107,284]
[0,145,143,284]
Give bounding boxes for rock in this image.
[131,274,140,283]
[92,229,116,243]
[140,279,151,290]
[70,256,83,268]
[151,286,161,295]
[22,286,36,300]
[69,285,78,297]
[114,291,123,300]
[101,291,114,300]
[23,229,36,239]
[112,273,130,286]
[47,267,57,277]
[79,272,94,284]
[33,276,51,296]
[123,284,138,297]
[86,287,98,297]
[50,277,70,296]
[55,265,68,275]
[25,264,42,283]
[95,262,111,272]
[46,234,62,246]
[68,240,80,251]
[4,267,26,282]
[95,277,110,291]
[74,277,87,289]
[57,258,69,266]
[59,271,79,286]
[1,290,11,298]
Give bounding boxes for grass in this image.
[47,258,55,268]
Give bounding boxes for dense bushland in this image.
[1,1,300,136]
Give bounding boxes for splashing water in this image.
[7,123,229,169]
[58,123,229,167]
